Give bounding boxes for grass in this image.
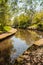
[4,26,12,32]
[0,26,12,34]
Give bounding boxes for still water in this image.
[0,29,43,65]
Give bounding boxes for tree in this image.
[13,13,31,28]
[0,0,10,31]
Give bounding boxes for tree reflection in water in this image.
[15,29,43,45]
[0,29,43,65]
[0,39,15,65]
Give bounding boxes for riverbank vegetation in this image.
[13,11,43,30]
[0,0,43,33]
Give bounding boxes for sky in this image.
[8,0,43,12]
[8,0,43,20]
[18,0,43,11]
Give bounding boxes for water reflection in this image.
[15,29,43,44]
[0,39,14,65]
[0,29,43,65]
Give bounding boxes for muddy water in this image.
[0,29,43,65]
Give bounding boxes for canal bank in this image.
[14,44,43,65]
[0,28,17,41]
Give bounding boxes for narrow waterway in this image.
[0,29,43,65]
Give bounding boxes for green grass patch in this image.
[4,26,12,32]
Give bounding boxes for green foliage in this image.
[32,12,43,24]
[13,10,43,30]
[0,0,11,32]
[29,24,38,29]
[37,22,43,30]
[13,13,31,28]
[4,26,11,32]
[31,11,43,30]
[0,0,43,32]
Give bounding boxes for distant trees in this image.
[13,0,43,30]
[13,10,43,30]
[13,13,31,28]
[30,11,43,30]
[0,0,43,31]
[32,11,43,24]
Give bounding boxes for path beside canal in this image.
[0,28,17,40]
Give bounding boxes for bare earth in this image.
[34,38,43,46]
[0,28,17,40]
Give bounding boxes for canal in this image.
[0,29,43,65]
